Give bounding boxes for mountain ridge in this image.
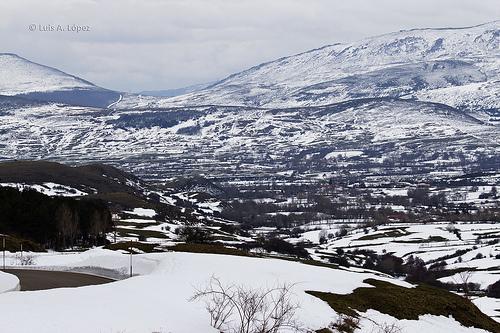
[0,22,498,181]
[0,53,121,108]
[115,21,499,112]
[0,53,97,88]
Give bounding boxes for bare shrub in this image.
[329,314,359,333]
[329,315,402,333]
[191,276,302,333]
[371,322,402,333]
[13,253,36,266]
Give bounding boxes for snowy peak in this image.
[0,53,121,108]
[125,21,499,111]
[0,53,94,95]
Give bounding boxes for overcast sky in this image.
[0,0,498,92]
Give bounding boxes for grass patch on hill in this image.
[167,243,253,257]
[92,192,153,209]
[358,228,411,241]
[115,221,158,229]
[115,227,169,239]
[104,241,159,253]
[298,259,343,270]
[211,235,241,242]
[394,235,449,243]
[307,279,500,333]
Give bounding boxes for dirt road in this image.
[4,269,114,291]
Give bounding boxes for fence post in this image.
[2,236,5,270]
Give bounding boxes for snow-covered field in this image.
[0,182,88,197]
[123,207,157,218]
[316,222,500,257]
[0,249,492,333]
[306,222,500,292]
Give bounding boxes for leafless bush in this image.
[191,276,302,333]
[329,315,402,333]
[13,253,36,266]
[371,322,402,333]
[329,314,360,333]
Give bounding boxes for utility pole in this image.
[129,240,133,278]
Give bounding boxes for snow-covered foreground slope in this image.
[118,21,499,112]
[0,271,19,293]
[0,250,492,332]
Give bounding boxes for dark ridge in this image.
[18,89,121,109]
[0,160,140,194]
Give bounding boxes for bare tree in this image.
[445,223,457,233]
[191,276,302,333]
[319,229,328,244]
[89,209,105,243]
[454,270,474,299]
[56,203,79,248]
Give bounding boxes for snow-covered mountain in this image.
[0,22,498,180]
[0,53,121,108]
[118,21,499,115]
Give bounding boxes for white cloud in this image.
[0,0,498,91]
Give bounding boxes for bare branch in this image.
[190,277,303,333]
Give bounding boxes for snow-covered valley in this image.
[0,18,499,333]
[0,97,497,183]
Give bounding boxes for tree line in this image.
[0,187,112,250]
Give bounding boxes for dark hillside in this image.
[0,160,141,194]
